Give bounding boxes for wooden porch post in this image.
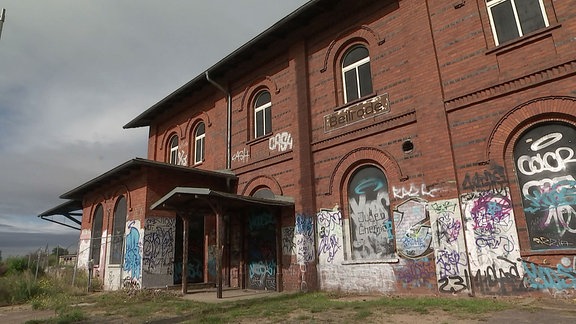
[216,210,224,299]
[181,214,189,295]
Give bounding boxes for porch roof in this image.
[150,187,294,213]
[37,199,83,231]
[60,158,237,201]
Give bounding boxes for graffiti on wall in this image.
[429,199,471,294]
[143,217,175,275]
[461,188,523,294]
[392,184,439,199]
[282,226,296,255]
[461,164,507,191]
[522,257,576,293]
[514,124,576,250]
[348,166,395,260]
[178,149,188,166]
[295,214,314,264]
[393,198,433,259]
[247,209,277,290]
[123,220,142,288]
[269,132,293,152]
[232,148,250,163]
[317,209,343,264]
[395,257,436,289]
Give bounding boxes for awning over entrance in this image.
[151,187,294,212]
[151,187,294,298]
[38,200,82,231]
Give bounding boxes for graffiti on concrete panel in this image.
[281,226,296,255]
[395,257,436,289]
[317,209,343,264]
[514,124,576,250]
[269,132,293,152]
[393,198,433,259]
[429,199,471,294]
[232,148,250,163]
[392,184,439,199]
[143,217,175,275]
[471,256,526,295]
[461,164,507,191]
[123,221,142,287]
[348,166,395,260]
[295,214,314,264]
[461,188,523,285]
[522,257,576,292]
[248,210,277,290]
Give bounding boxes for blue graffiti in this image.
[248,211,275,231]
[295,214,313,236]
[354,178,385,195]
[522,259,576,290]
[124,222,141,279]
[524,179,576,213]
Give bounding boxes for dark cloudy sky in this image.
[0,0,309,258]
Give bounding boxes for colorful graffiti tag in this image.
[123,221,142,288]
[295,214,315,264]
[348,166,395,260]
[393,198,433,259]
[143,217,175,275]
[317,209,343,264]
[514,123,576,250]
[461,188,523,294]
[247,209,277,290]
[429,199,471,294]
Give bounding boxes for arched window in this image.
[168,134,178,164]
[252,187,275,199]
[194,122,205,165]
[342,45,373,103]
[347,165,394,260]
[90,204,104,266]
[254,90,272,138]
[513,122,576,251]
[110,196,127,265]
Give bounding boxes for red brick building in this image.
[41,0,576,297]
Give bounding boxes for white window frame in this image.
[486,0,549,46]
[194,122,205,165]
[169,135,178,164]
[254,91,272,138]
[342,46,372,104]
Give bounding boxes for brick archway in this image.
[326,146,402,197]
[486,96,576,164]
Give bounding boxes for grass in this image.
[20,289,512,323]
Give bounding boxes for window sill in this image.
[341,258,399,265]
[247,133,272,146]
[485,23,561,56]
[334,93,378,112]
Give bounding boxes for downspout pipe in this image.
[205,71,232,170]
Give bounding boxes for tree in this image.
[51,247,69,256]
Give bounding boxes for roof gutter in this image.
[205,71,232,170]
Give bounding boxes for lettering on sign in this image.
[324,94,390,132]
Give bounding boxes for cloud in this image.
[0,0,309,256]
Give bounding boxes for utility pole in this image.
[0,9,6,40]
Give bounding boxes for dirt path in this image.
[1,296,575,323]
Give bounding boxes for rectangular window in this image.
[255,110,264,137]
[487,0,548,45]
[195,136,204,164]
